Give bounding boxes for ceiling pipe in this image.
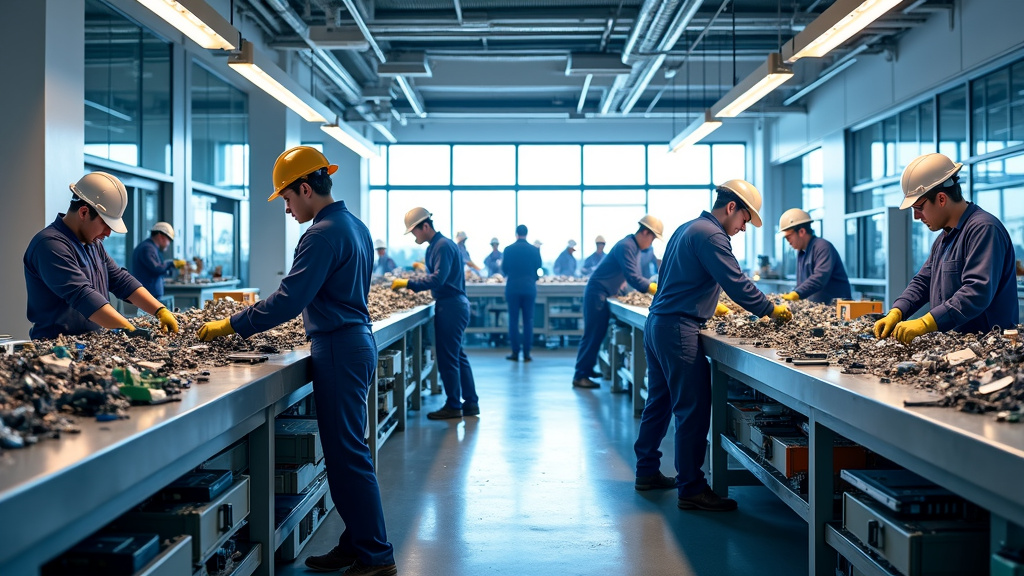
[340,0,386,62]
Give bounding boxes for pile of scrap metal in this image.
[465,270,506,284]
[368,282,434,320]
[616,292,653,308]
[538,275,587,284]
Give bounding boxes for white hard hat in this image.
[151,222,175,240]
[404,207,432,234]
[490,237,500,245]
[595,235,606,244]
[374,238,386,249]
[778,208,812,233]
[567,240,577,248]
[455,231,468,242]
[70,172,128,233]
[717,179,763,228]
[638,214,664,240]
[900,153,963,210]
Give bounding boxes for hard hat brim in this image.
[777,217,813,234]
[405,217,429,234]
[900,160,962,210]
[100,213,128,234]
[267,164,338,202]
[738,200,762,228]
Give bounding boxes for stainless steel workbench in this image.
[0,304,434,576]
[607,299,1024,576]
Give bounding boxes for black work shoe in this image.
[343,560,398,576]
[635,472,677,491]
[587,370,602,379]
[427,407,463,420]
[462,402,480,416]
[572,377,600,389]
[677,486,738,511]
[305,546,356,572]
[522,354,533,362]
[505,353,519,361]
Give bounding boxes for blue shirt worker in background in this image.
[373,238,398,275]
[572,215,663,389]
[553,240,578,276]
[132,222,186,303]
[639,246,660,278]
[24,172,178,340]
[196,146,397,576]
[502,225,543,362]
[483,237,503,276]
[634,180,792,511]
[455,230,481,272]
[393,209,479,420]
[777,208,852,304]
[580,235,606,276]
[874,152,1019,345]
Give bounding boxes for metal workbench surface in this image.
[0,304,434,571]
[465,282,586,297]
[606,300,1024,527]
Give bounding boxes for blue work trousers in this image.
[310,327,395,566]
[435,296,478,410]
[573,288,610,380]
[505,289,536,356]
[633,315,710,498]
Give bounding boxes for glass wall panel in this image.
[938,86,968,161]
[518,145,581,185]
[386,190,452,266]
[711,144,747,184]
[647,189,711,245]
[1013,61,1024,147]
[583,189,646,205]
[583,145,645,185]
[583,204,646,262]
[369,146,388,186]
[84,0,171,172]
[453,145,515,186]
[974,154,1024,267]
[389,145,450,185]
[452,190,517,266]
[192,193,237,278]
[517,190,582,272]
[368,189,388,242]
[191,63,248,192]
[656,145,710,184]
[973,67,1010,156]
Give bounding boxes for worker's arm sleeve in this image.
[701,232,774,318]
[793,241,835,299]
[928,224,1009,331]
[34,239,113,319]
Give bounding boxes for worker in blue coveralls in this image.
[131,222,186,305]
[502,224,543,362]
[483,237,503,276]
[639,246,659,277]
[571,215,663,389]
[454,230,482,273]
[633,179,793,511]
[553,240,578,276]
[373,238,398,275]
[392,208,479,420]
[874,152,1019,345]
[777,208,852,304]
[196,146,397,576]
[580,235,606,276]
[24,172,178,340]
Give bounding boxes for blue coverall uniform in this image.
[408,233,479,411]
[373,254,397,275]
[891,203,1019,333]
[24,215,142,340]
[639,247,659,277]
[483,249,503,276]
[635,212,774,498]
[553,248,577,276]
[131,237,175,298]
[229,201,395,567]
[580,252,604,276]
[794,235,852,304]
[502,239,543,357]
[458,242,473,267]
[573,234,651,381]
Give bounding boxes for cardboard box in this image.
[212,290,259,305]
[836,300,882,321]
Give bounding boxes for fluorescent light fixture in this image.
[321,122,378,159]
[710,53,793,118]
[782,0,903,62]
[669,109,722,152]
[135,0,237,50]
[228,40,331,123]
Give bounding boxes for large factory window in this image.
[84,0,172,173]
[974,155,1024,268]
[191,63,248,193]
[191,193,237,279]
[938,86,968,162]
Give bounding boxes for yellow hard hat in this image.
[269,146,338,202]
[404,207,432,233]
[717,179,763,227]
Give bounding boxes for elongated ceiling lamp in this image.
[669,110,722,153]
[782,0,902,62]
[321,122,378,159]
[135,0,236,49]
[710,53,793,118]
[228,40,329,123]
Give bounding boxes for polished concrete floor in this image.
[276,349,807,576]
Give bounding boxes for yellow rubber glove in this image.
[715,303,732,317]
[770,305,793,323]
[155,306,178,333]
[391,278,409,290]
[782,291,800,301]
[412,262,426,271]
[197,318,234,341]
[172,259,187,269]
[873,308,902,339]
[893,313,938,346]
[647,282,658,295]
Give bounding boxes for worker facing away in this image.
[580,235,606,276]
[572,215,664,389]
[874,152,1019,345]
[553,240,578,276]
[455,230,482,272]
[132,222,186,303]
[195,146,397,576]
[373,238,398,276]
[501,225,543,361]
[24,172,178,339]
[483,237,503,276]
[778,209,852,304]
[634,179,792,512]
[393,208,479,420]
